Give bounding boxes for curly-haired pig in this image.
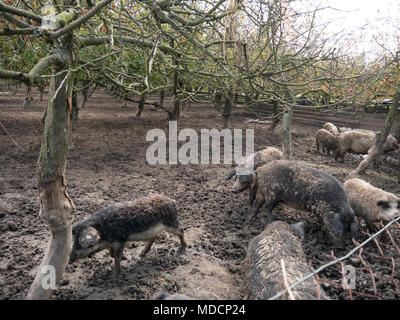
[323,122,339,136]
[245,221,330,300]
[335,131,399,162]
[251,160,359,245]
[69,194,187,275]
[343,178,400,228]
[316,129,338,156]
[226,147,283,205]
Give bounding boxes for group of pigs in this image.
[316,122,399,162]
[225,141,399,299]
[68,122,399,300]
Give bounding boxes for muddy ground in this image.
[0,89,399,300]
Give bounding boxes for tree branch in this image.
[0,12,31,28]
[45,0,113,40]
[0,50,68,85]
[0,69,29,83]
[0,2,42,23]
[0,27,36,36]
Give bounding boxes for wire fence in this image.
[269,216,400,300]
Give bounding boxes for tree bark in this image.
[350,88,400,177]
[159,88,165,106]
[395,122,400,142]
[80,87,88,109]
[22,85,33,107]
[170,42,182,120]
[70,91,79,121]
[27,63,75,300]
[214,91,222,109]
[269,99,280,130]
[134,93,146,119]
[39,85,45,101]
[222,91,233,129]
[280,106,293,160]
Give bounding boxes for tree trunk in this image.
[39,85,45,102]
[269,100,280,130]
[134,93,146,119]
[395,122,400,142]
[22,85,33,107]
[185,84,192,108]
[280,106,293,160]
[159,89,165,106]
[222,91,233,129]
[214,91,222,109]
[80,88,88,109]
[71,91,79,121]
[350,88,400,177]
[171,98,182,120]
[26,64,74,300]
[171,44,182,120]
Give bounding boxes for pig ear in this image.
[79,226,100,249]
[226,169,236,180]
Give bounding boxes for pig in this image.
[316,129,338,156]
[343,178,400,228]
[323,122,339,136]
[226,147,283,205]
[250,160,359,246]
[335,131,399,162]
[69,194,187,275]
[245,221,330,300]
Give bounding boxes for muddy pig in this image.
[343,178,400,228]
[245,221,330,300]
[316,129,338,156]
[335,131,399,162]
[323,122,339,136]
[251,160,359,245]
[70,194,187,275]
[226,147,283,205]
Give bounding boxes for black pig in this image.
[70,194,187,275]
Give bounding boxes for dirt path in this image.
[0,89,399,300]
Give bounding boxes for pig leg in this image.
[140,238,156,258]
[249,186,257,207]
[167,227,187,255]
[109,248,127,261]
[111,243,126,277]
[251,197,265,217]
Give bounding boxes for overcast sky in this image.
[322,0,397,29]
[308,0,399,57]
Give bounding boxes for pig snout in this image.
[232,185,243,193]
[232,177,251,193]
